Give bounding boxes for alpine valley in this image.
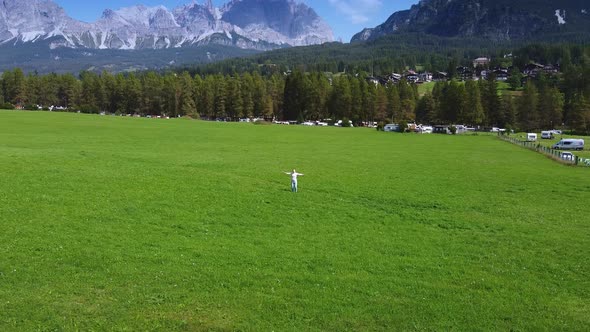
[183,0,590,79]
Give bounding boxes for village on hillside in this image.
[366,57,560,86]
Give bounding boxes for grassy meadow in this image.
[416,81,520,98]
[0,110,589,331]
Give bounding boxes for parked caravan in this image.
[384,124,400,132]
[455,125,468,134]
[541,131,554,139]
[421,126,433,134]
[433,125,451,134]
[553,139,585,151]
[526,133,538,142]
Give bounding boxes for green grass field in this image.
[417,81,436,96]
[1,110,589,331]
[417,81,521,98]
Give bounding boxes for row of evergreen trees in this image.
[1,63,589,133]
[420,75,569,131]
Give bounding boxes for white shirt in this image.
[288,172,303,182]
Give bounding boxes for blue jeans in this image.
[291,180,298,192]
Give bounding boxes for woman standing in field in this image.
[285,169,304,192]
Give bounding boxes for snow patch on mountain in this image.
[20,30,45,42]
[555,9,566,25]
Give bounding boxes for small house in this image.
[523,63,544,76]
[457,67,475,81]
[473,57,490,68]
[405,71,419,83]
[493,69,510,81]
[543,64,559,74]
[419,72,432,82]
[433,71,448,81]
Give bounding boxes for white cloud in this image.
[327,0,383,24]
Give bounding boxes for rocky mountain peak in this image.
[352,0,590,42]
[0,0,333,50]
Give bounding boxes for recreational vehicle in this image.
[553,139,585,151]
[384,124,400,132]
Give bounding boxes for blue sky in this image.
[53,0,418,42]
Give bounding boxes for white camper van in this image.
[541,131,554,139]
[526,133,538,142]
[553,139,585,151]
[421,126,433,134]
[384,124,400,132]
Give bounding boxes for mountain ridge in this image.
[351,0,590,42]
[0,0,333,51]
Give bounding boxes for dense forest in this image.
[180,35,590,77]
[1,44,589,133]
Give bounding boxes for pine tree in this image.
[415,92,436,124]
[214,74,227,119]
[25,74,40,107]
[482,73,501,126]
[179,72,197,117]
[363,81,377,124]
[225,76,243,120]
[192,75,203,117]
[240,73,254,118]
[201,75,216,119]
[386,84,401,123]
[507,67,522,91]
[348,76,362,121]
[538,87,564,128]
[125,73,142,115]
[328,76,351,120]
[569,94,590,134]
[12,68,26,106]
[465,80,485,126]
[3,69,26,106]
[400,98,416,122]
[431,82,445,123]
[283,70,308,121]
[79,71,98,113]
[59,74,80,110]
[141,71,164,115]
[0,83,4,106]
[162,73,180,117]
[40,74,58,108]
[501,96,517,128]
[375,85,388,122]
[438,80,465,123]
[268,73,284,120]
[518,82,540,131]
[251,72,266,117]
[101,71,117,113]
